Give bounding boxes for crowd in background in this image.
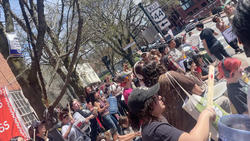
[10,0,250,141]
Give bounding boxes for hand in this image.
[203,106,216,121]
[135,131,141,136]
[70,119,75,125]
[84,118,90,124]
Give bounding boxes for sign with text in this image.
[6,33,22,57]
[147,2,171,31]
[146,2,160,13]
[0,87,28,140]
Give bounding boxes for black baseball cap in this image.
[128,83,160,114]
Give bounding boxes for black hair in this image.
[158,45,166,54]
[128,95,158,131]
[184,59,194,72]
[192,54,202,66]
[174,37,182,48]
[212,15,219,23]
[196,22,204,29]
[142,61,166,87]
[232,0,250,56]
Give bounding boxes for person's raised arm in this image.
[178,107,215,141]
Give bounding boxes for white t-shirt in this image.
[61,124,91,141]
[169,48,183,62]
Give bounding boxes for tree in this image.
[0,0,92,126]
[82,0,147,66]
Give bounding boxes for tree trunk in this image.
[0,22,45,119]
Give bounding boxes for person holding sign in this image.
[127,83,216,141]
[212,15,243,54]
[196,22,231,60]
[218,58,248,114]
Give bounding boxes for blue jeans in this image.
[102,114,117,134]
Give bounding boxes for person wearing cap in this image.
[128,83,216,141]
[117,71,133,105]
[196,22,230,60]
[218,58,248,114]
[59,108,91,141]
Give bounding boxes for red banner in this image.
[0,88,28,140]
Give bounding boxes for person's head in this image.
[133,61,144,81]
[184,59,196,72]
[192,54,203,66]
[105,75,111,83]
[30,120,46,137]
[118,116,129,128]
[70,99,81,111]
[218,58,242,81]
[79,95,86,104]
[167,39,176,49]
[10,136,25,141]
[128,83,165,130]
[174,37,182,49]
[212,15,220,23]
[142,61,166,87]
[59,108,70,124]
[188,31,193,37]
[196,22,204,31]
[224,4,234,15]
[116,71,132,87]
[85,86,92,95]
[232,0,250,57]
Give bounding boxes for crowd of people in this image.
[10,0,250,141]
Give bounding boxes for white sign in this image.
[158,18,171,30]
[6,33,22,57]
[151,8,166,22]
[147,2,160,13]
[222,26,237,43]
[146,2,171,31]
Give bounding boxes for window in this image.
[10,90,38,127]
[201,2,207,7]
[180,0,194,10]
[193,8,199,13]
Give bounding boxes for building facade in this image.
[177,0,222,23]
[161,0,222,33]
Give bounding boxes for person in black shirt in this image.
[196,22,230,60]
[127,83,215,141]
[218,58,248,114]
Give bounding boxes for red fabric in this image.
[96,117,104,129]
[195,66,202,73]
[123,88,133,104]
[0,88,28,140]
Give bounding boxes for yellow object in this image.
[207,65,215,107]
[242,72,249,83]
